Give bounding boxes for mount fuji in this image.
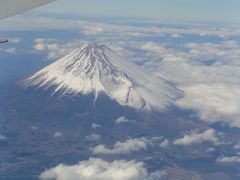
[23,43,182,111]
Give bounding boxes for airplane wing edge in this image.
[0,0,55,20]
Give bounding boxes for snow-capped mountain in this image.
[23,43,182,111]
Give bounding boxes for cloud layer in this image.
[177,84,240,127]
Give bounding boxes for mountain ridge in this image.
[23,43,182,111]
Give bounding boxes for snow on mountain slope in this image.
[23,43,182,111]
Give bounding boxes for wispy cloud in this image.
[5,48,16,54]
[91,123,101,129]
[33,39,85,60]
[91,138,148,155]
[234,143,240,150]
[160,139,170,148]
[54,132,63,138]
[0,133,7,141]
[86,134,101,141]
[8,37,21,44]
[115,116,130,124]
[2,15,240,38]
[173,129,220,146]
[216,156,240,164]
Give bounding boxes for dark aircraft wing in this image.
[0,37,8,43]
[0,0,55,20]
[0,0,55,43]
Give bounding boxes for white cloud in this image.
[31,126,39,130]
[91,123,101,129]
[0,133,6,141]
[33,39,87,60]
[141,42,167,53]
[171,33,183,38]
[177,84,240,127]
[9,37,21,43]
[40,158,166,180]
[82,26,104,36]
[34,43,46,52]
[184,41,240,65]
[140,42,189,64]
[86,134,100,141]
[54,132,63,138]
[115,116,130,124]
[216,156,240,164]
[173,129,219,146]
[5,48,16,54]
[160,139,170,148]
[151,136,164,141]
[206,147,216,153]
[35,38,45,43]
[91,138,148,155]
[157,63,240,88]
[234,143,240,150]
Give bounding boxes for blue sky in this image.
[38,0,240,23]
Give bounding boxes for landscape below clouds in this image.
[0,14,240,179]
